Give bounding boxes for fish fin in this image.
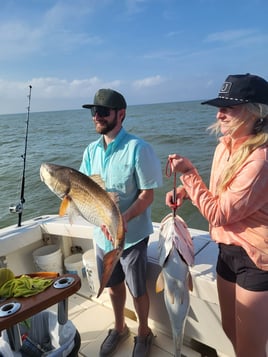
[97,247,123,298]
[155,271,165,293]
[188,272,193,292]
[90,174,105,189]
[108,192,120,204]
[89,174,119,204]
[59,196,70,216]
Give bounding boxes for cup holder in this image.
[0,302,21,317]
[53,276,75,289]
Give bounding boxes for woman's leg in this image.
[217,274,236,349]
[235,286,268,357]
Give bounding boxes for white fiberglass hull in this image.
[0,215,235,357]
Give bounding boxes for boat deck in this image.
[47,278,218,357]
[64,292,200,357]
[0,216,227,356]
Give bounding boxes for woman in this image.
[166,73,268,357]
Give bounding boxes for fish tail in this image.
[97,247,123,298]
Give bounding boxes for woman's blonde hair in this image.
[209,103,268,193]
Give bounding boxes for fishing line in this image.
[9,85,32,227]
[165,158,198,227]
[165,158,178,217]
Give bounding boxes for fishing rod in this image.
[9,85,32,227]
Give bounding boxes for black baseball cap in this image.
[82,89,127,110]
[202,73,268,107]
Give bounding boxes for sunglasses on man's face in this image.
[91,106,113,117]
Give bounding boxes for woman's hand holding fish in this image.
[168,154,195,174]
[165,186,188,209]
[165,154,194,209]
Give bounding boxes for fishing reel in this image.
[9,203,23,214]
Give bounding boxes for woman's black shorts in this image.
[216,243,268,291]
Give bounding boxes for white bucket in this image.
[82,249,99,297]
[64,254,85,280]
[33,244,63,274]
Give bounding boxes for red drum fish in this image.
[156,213,194,357]
[40,163,125,298]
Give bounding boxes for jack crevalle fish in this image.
[40,162,125,298]
[156,213,194,357]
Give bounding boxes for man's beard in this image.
[95,112,118,134]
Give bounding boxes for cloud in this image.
[0,2,102,61]
[143,50,185,61]
[205,29,258,43]
[0,22,42,59]
[0,74,168,113]
[0,76,124,101]
[132,75,165,89]
[27,77,124,98]
[0,21,101,60]
[166,30,184,38]
[125,0,147,14]
[43,0,94,25]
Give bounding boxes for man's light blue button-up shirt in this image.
[80,127,162,252]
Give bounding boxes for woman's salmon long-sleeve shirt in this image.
[180,135,268,270]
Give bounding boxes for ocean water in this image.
[0,101,218,230]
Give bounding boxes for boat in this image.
[0,214,235,357]
[0,89,235,356]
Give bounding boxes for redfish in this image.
[40,162,125,297]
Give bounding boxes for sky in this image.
[0,0,268,114]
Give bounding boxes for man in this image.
[80,88,162,357]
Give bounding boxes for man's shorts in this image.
[96,237,149,298]
[216,243,268,291]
